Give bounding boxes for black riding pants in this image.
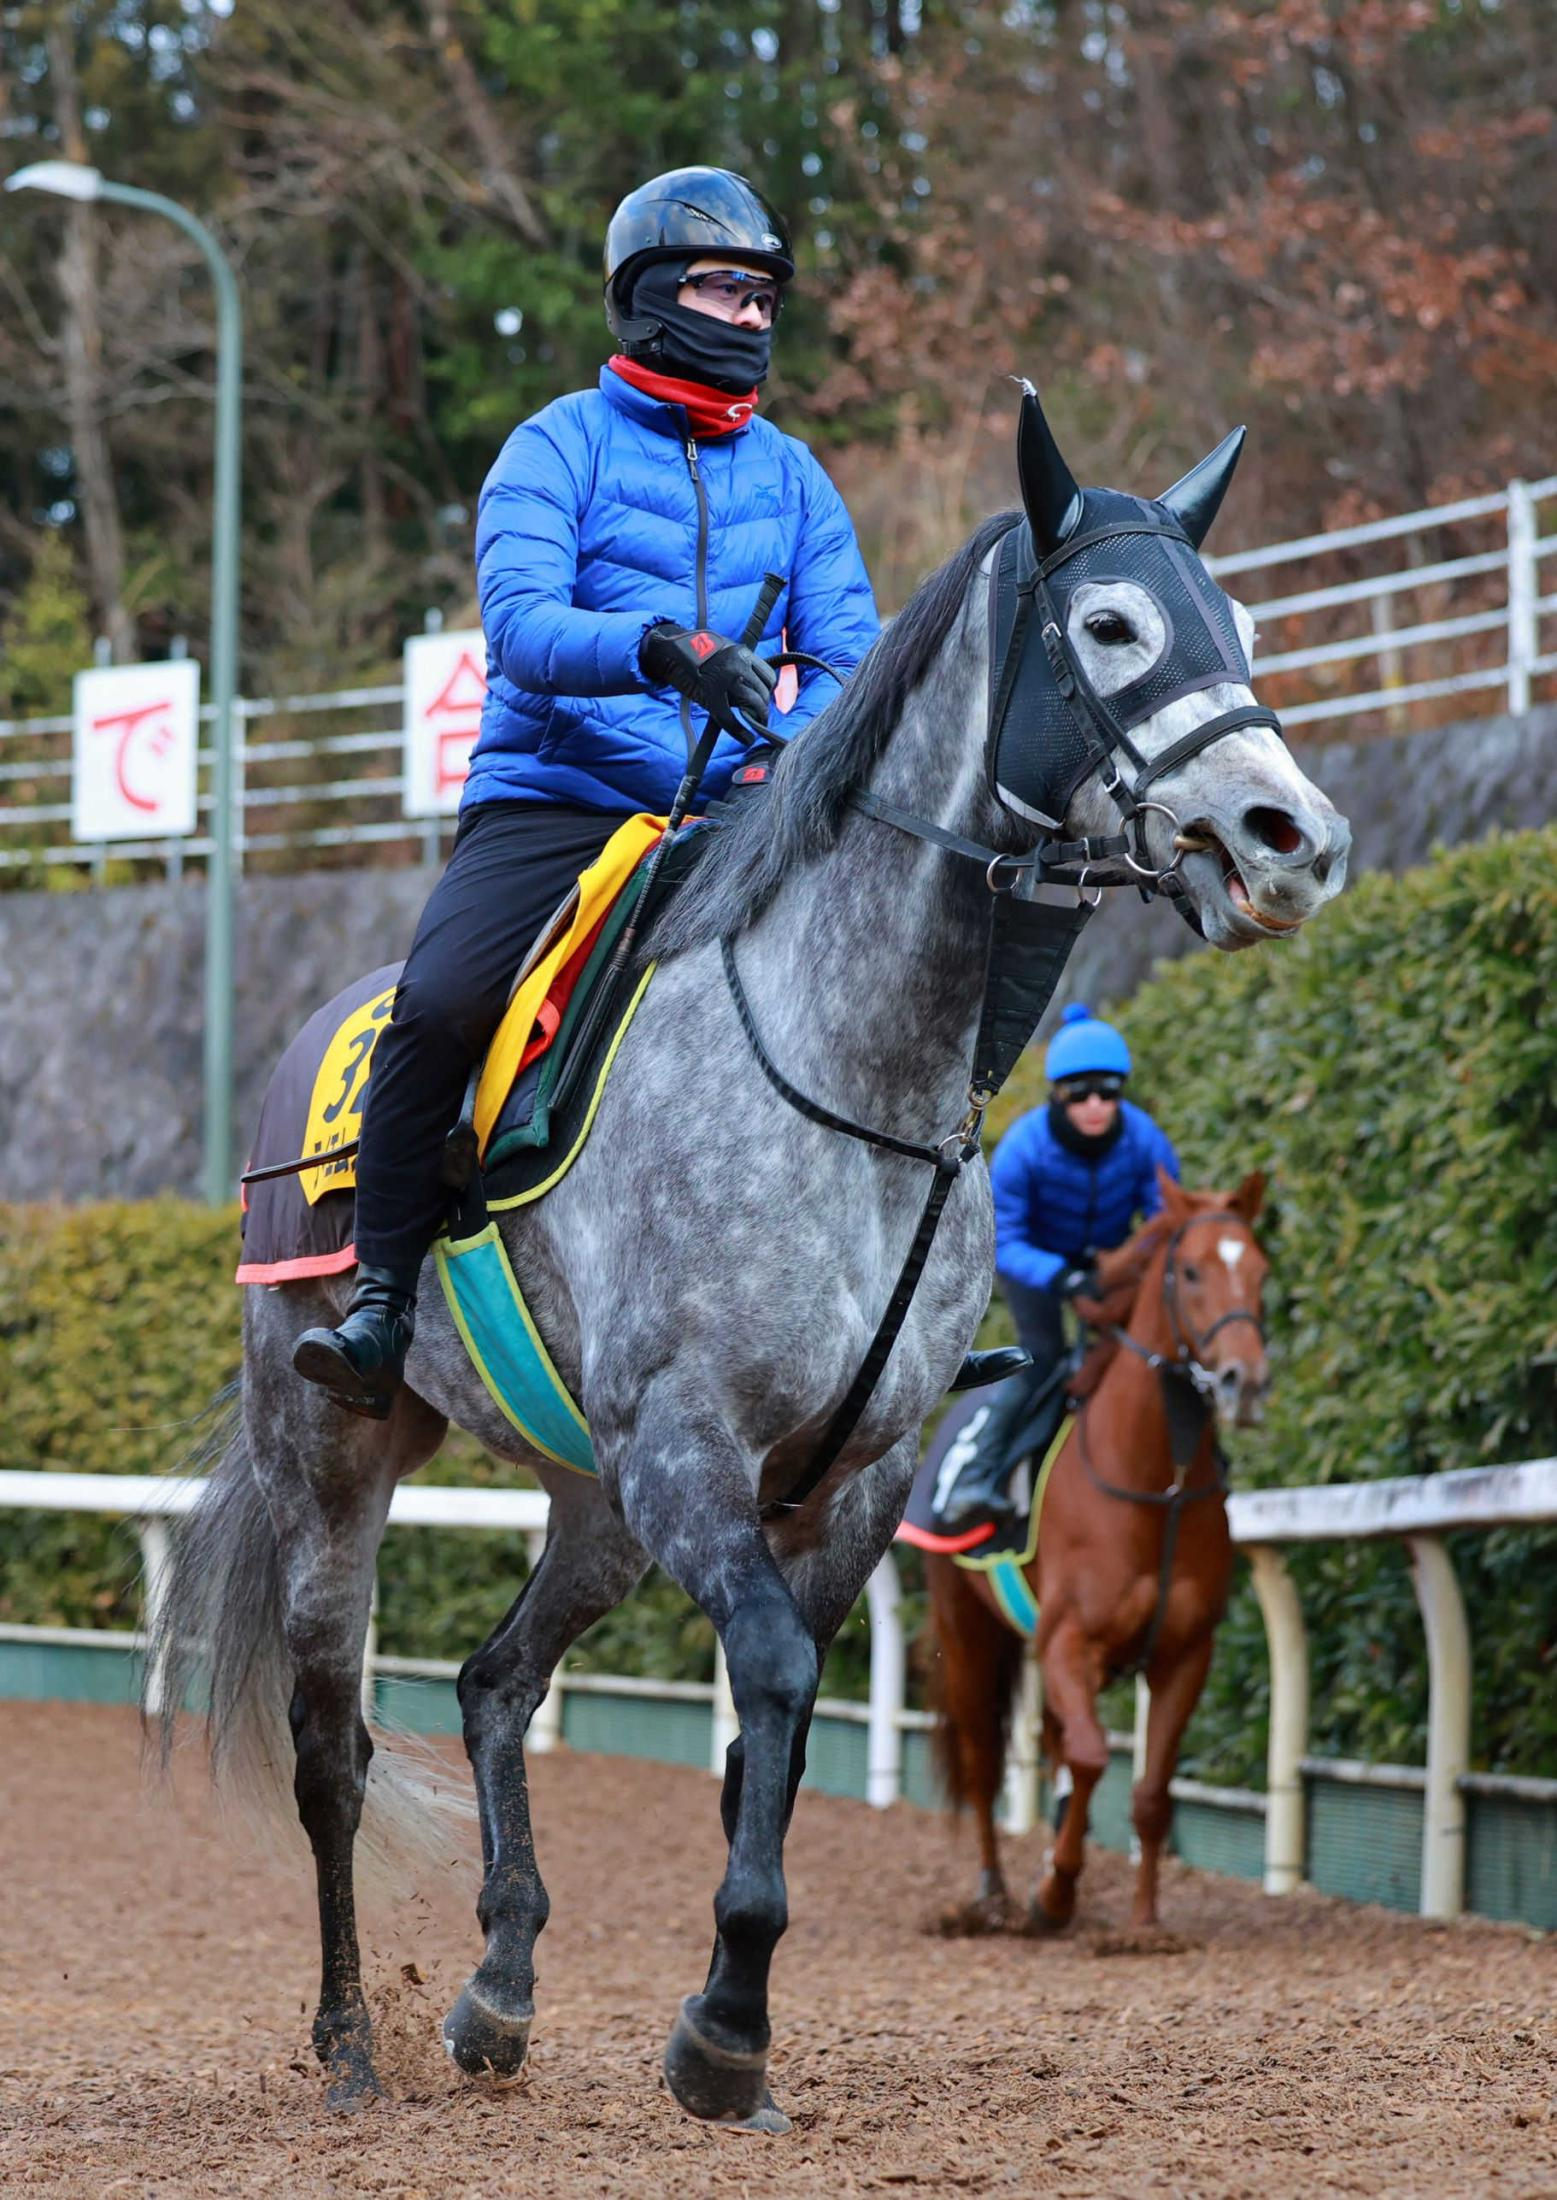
[1001,1274,1068,1388]
[353,801,622,1273]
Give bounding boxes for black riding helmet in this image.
[604,166,794,346]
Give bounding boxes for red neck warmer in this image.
[608,355,759,439]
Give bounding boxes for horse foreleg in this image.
[614,1410,838,2133]
[1132,1633,1214,1927]
[1031,1615,1108,1931]
[443,1491,646,2078]
[663,1552,816,2132]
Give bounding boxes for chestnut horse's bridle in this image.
[1075,1210,1264,1676]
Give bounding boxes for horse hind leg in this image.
[443,1482,647,2079]
[926,1553,1024,1926]
[250,1296,442,2108]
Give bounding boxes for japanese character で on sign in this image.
[403,631,487,817]
[72,659,200,843]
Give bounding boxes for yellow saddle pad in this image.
[472,812,665,1155]
[290,812,666,1203]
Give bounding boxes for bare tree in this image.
[45,19,134,662]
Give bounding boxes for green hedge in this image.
[2,827,1554,1772]
[1101,826,1557,1782]
[0,1200,716,1681]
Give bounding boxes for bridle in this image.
[1074,1209,1265,1676]
[985,513,1286,922]
[1103,1209,1267,1403]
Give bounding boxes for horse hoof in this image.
[320,2041,382,2111]
[325,2064,383,2112]
[663,1996,783,2130]
[314,2011,382,2109]
[1025,1898,1074,1937]
[442,1982,534,2078]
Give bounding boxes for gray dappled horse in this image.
[154,396,1349,2129]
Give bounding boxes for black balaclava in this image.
[1048,1096,1126,1162]
[626,260,773,393]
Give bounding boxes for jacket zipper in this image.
[682,433,710,761]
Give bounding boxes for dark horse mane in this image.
[648,508,1020,959]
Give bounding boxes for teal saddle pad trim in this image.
[435,1224,596,1476]
[986,1558,1038,1638]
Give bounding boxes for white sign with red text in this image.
[72,659,200,842]
[403,630,487,816]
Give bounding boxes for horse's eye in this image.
[1084,609,1136,645]
[1183,1263,1201,1284]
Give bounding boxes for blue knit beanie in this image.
[1044,1002,1132,1082]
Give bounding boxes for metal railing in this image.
[0,1454,1553,1922]
[2,472,1554,879]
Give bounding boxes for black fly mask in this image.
[986,384,1283,893]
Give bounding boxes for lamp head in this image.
[5,161,103,202]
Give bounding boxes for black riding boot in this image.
[932,1370,1038,1530]
[292,1263,419,1421]
[950,1346,1031,1393]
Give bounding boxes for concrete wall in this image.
[2,704,1553,1204]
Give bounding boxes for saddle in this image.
[237,812,701,1285]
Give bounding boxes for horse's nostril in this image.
[1244,805,1306,858]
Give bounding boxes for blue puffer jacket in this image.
[464,367,881,814]
[990,1100,1180,1294]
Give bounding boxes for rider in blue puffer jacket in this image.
[933,1004,1180,1528]
[293,167,882,1417]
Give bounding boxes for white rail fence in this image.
[2,473,1554,877]
[0,1455,1553,1923]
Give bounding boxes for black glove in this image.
[641,623,777,737]
[1058,1264,1101,1306]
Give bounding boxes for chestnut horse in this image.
[927,1169,1268,1931]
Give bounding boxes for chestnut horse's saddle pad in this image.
[897,1398,1070,1638]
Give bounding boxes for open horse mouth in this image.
[1181,824,1306,936]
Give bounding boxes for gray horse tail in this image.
[146,1387,470,1883]
[146,1386,294,1824]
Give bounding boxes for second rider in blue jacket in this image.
[934,1004,1180,1528]
[294,166,880,1416]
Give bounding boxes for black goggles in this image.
[1056,1075,1125,1104]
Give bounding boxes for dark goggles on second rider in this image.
[1056,1075,1126,1104]
[679,267,784,323]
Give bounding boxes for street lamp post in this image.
[7,160,242,1206]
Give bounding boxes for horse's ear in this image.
[1157,1164,1188,1214]
[1160,426,1246,550]
[1017,380,1082,556]
[1232,1168,1267,1222]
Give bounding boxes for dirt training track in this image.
[0,1704,1552,2196]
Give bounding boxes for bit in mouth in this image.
[1192,827,1305,934]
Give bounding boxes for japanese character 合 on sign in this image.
[403,630,488,818]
